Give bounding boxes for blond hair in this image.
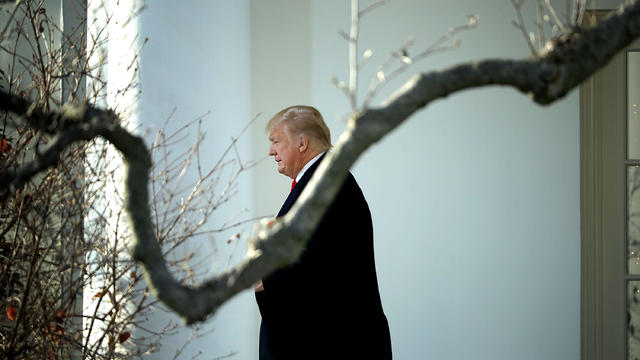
[266,105,331,151]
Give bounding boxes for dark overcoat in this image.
[256,155,392,359]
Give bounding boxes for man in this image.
[255,105,392,359]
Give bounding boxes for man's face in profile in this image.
[268,122,301,179]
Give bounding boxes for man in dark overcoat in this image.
[255,105,392,359]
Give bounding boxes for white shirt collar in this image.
[295,152,325,183]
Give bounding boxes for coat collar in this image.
[277,152,326,217]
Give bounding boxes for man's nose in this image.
[268,144,275,156]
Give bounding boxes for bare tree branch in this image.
[536,0,547,50]
[545,0,569,32]
[511,0,539,56]
[1,0,640,326]
[349,0,359,111]
[358,0,387,18]
[363,15,477,108]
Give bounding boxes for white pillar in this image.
[84,0,144,356]
[85,0,256,358]
[136,1,256,359]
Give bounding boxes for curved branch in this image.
[0,0,639,325]
[0,91,331,324]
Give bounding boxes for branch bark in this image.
[1,1,639,324]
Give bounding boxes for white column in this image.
[84,0,144,356]
[136,1,256,359]
[85,0,256,358]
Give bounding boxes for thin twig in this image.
[349,0,359,111]
[511,0,539,56]
[362,16,478,108]
[536,0,546,50]
[545,0,568,32]
[358,0,387,18]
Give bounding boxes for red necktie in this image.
[291,179,297,192]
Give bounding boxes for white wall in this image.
[129,0,632,358]
[250,0,312,221]
[252,1,581,359]
[136,1,257,359]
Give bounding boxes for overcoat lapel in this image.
[276,153,325,217]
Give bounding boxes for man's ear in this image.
[298,134,309,152]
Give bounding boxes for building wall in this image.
[250,0,312,218]
[3,0,631,359]
[117,0,630,359]
[251,1,586,359]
